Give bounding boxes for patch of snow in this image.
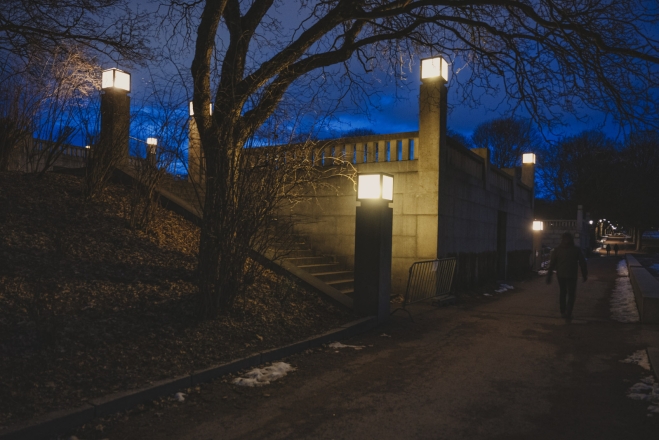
[328,342,365,350]
[174,392,186,402]
[232,362,295,387]
[494,283,514,293]
[610,265,639,323]
[616,259,629,277]
[538,270,548,275]
[620,350,651,370]
[483,293,492,297]
[380,333,391,338]
[626,372,659,417]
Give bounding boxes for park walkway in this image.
[81,255,659,440]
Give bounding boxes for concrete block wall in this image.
[281,133,534,295]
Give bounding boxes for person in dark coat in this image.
[546,232,588,321]
[614,243,619,256]
[605,243,611,256]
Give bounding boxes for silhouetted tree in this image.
[472,117,538,168]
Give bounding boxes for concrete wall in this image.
[280,130,534,295]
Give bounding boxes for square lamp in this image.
[101,68,131,92]
[533,221,543,231]
[357,173,394,202]
[420,56,449,81]
[523,153,536,164]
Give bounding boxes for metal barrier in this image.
[392,258,457,319]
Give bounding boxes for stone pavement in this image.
[71,255,659,440]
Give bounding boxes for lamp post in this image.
[100,68,131,166]
[532,220,543,272]
[354,173,394,322]
[146,137,157,165]
[418,56,449,258]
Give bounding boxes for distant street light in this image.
[533,221,544,231]
[354,172,394,322]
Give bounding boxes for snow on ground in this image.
[610,259,639,323]
[538,270,548,275]
[329,342,365,350]
[626,375,659,415]
[620,350,652,371]
[174,392,186,402]
[494,284,514,293]
[232,362,295,387]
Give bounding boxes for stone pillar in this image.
[418,69,448,259]
[354,199,393,322]
[100,88,130,167]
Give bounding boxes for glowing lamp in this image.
[533,221,543,231]
[101,68,131,92]
[85,145,90,149]
[589,220,593,225]
[523,153,536,164]
[357,173,394,202]
[420,56,449,81]
[146,137,157,146]
[189,101,213,116]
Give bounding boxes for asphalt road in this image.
[72,256,659,440]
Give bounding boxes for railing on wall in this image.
[254,132,420,167]
[543,220,577,229]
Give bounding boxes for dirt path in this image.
[71,256,659,440]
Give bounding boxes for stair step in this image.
[314,271,354,283]
[284,256,336,266]
[339,288,354,297]
[275,248,314,258]
[296,263,342,274]
[326,279,354,291]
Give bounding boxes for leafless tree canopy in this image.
[472,117,538,169]
[0,0,151,62]
[159,0,659,317]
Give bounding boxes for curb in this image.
[0,317,377,440]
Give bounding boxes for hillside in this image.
[0,171,352,428]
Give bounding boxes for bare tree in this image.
[471,117,538,168]
[0,0,150,62]
[162,0,659,317]
[0,48,100,173]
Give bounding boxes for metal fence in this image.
[393,258,457,318]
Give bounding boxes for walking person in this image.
[546,232,588,322]
[605,244,611,256]
[614,243,619,256]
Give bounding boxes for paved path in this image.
[75,256,659,440]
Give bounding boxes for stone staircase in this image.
[275,236,354,297]
[153,175,356,304]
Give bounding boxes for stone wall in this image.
[280,131,534,295]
